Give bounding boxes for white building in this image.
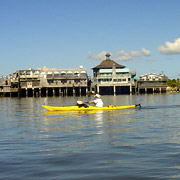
[137,73,168,93]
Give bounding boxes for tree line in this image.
[167,78,180,88]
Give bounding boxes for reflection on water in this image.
[1,94,180,179]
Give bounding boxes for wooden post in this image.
[113,85,116,95]
[26,88,28,97]
[59,88,61,96]
[145,88,147,94]
[130,85,132,95]
[32,88,34,97]
[73,87,75,96]
[85,87,88,96]
[79,87,81,96]
[46,88,48,97]
[65,88,67,96]
[97,85,100,94]
[53,88,55,96]
[39,88,41,97]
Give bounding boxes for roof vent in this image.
[105,53,111,61]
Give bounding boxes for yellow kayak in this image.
[42,104,140,112]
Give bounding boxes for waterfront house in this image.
[38,66,89,96]
[0,75,16,97]
[137,73,168,93]
[92,53,136,95]
[4,66,89,97]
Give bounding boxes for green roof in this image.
[99,68,129,73]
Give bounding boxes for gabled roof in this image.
[92,53,125,69]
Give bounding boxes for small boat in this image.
[42,104,141,112]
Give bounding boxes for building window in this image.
[74,71,79,77]
[75,80,80,84]
[67,71,73,77]
[61,80,67,84]
[80,71,87,77]
[60,71,66,77]
[47,71,53,78]
[47,80,53,84]
[54,71,60,78]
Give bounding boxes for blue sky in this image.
[0,0,180,78]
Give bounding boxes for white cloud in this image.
[88,48,152,61]
[112,49,151,61]
[142,48,151,56]
[115,54,132,61]
[112,50,134,61]
[158,38,180,54]
[129,50,142,57]
[113,50,126,56]
[88,51,107,60]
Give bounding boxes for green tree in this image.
[167,79,180,88]
[177,78,180,88]
[171,79,177,88]
[167,79,172,87]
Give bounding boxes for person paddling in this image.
[88,94,104,107]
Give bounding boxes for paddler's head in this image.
[94,94,101,99]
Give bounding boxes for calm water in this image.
[1,94,180,180]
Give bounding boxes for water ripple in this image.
[1,94,180,179]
